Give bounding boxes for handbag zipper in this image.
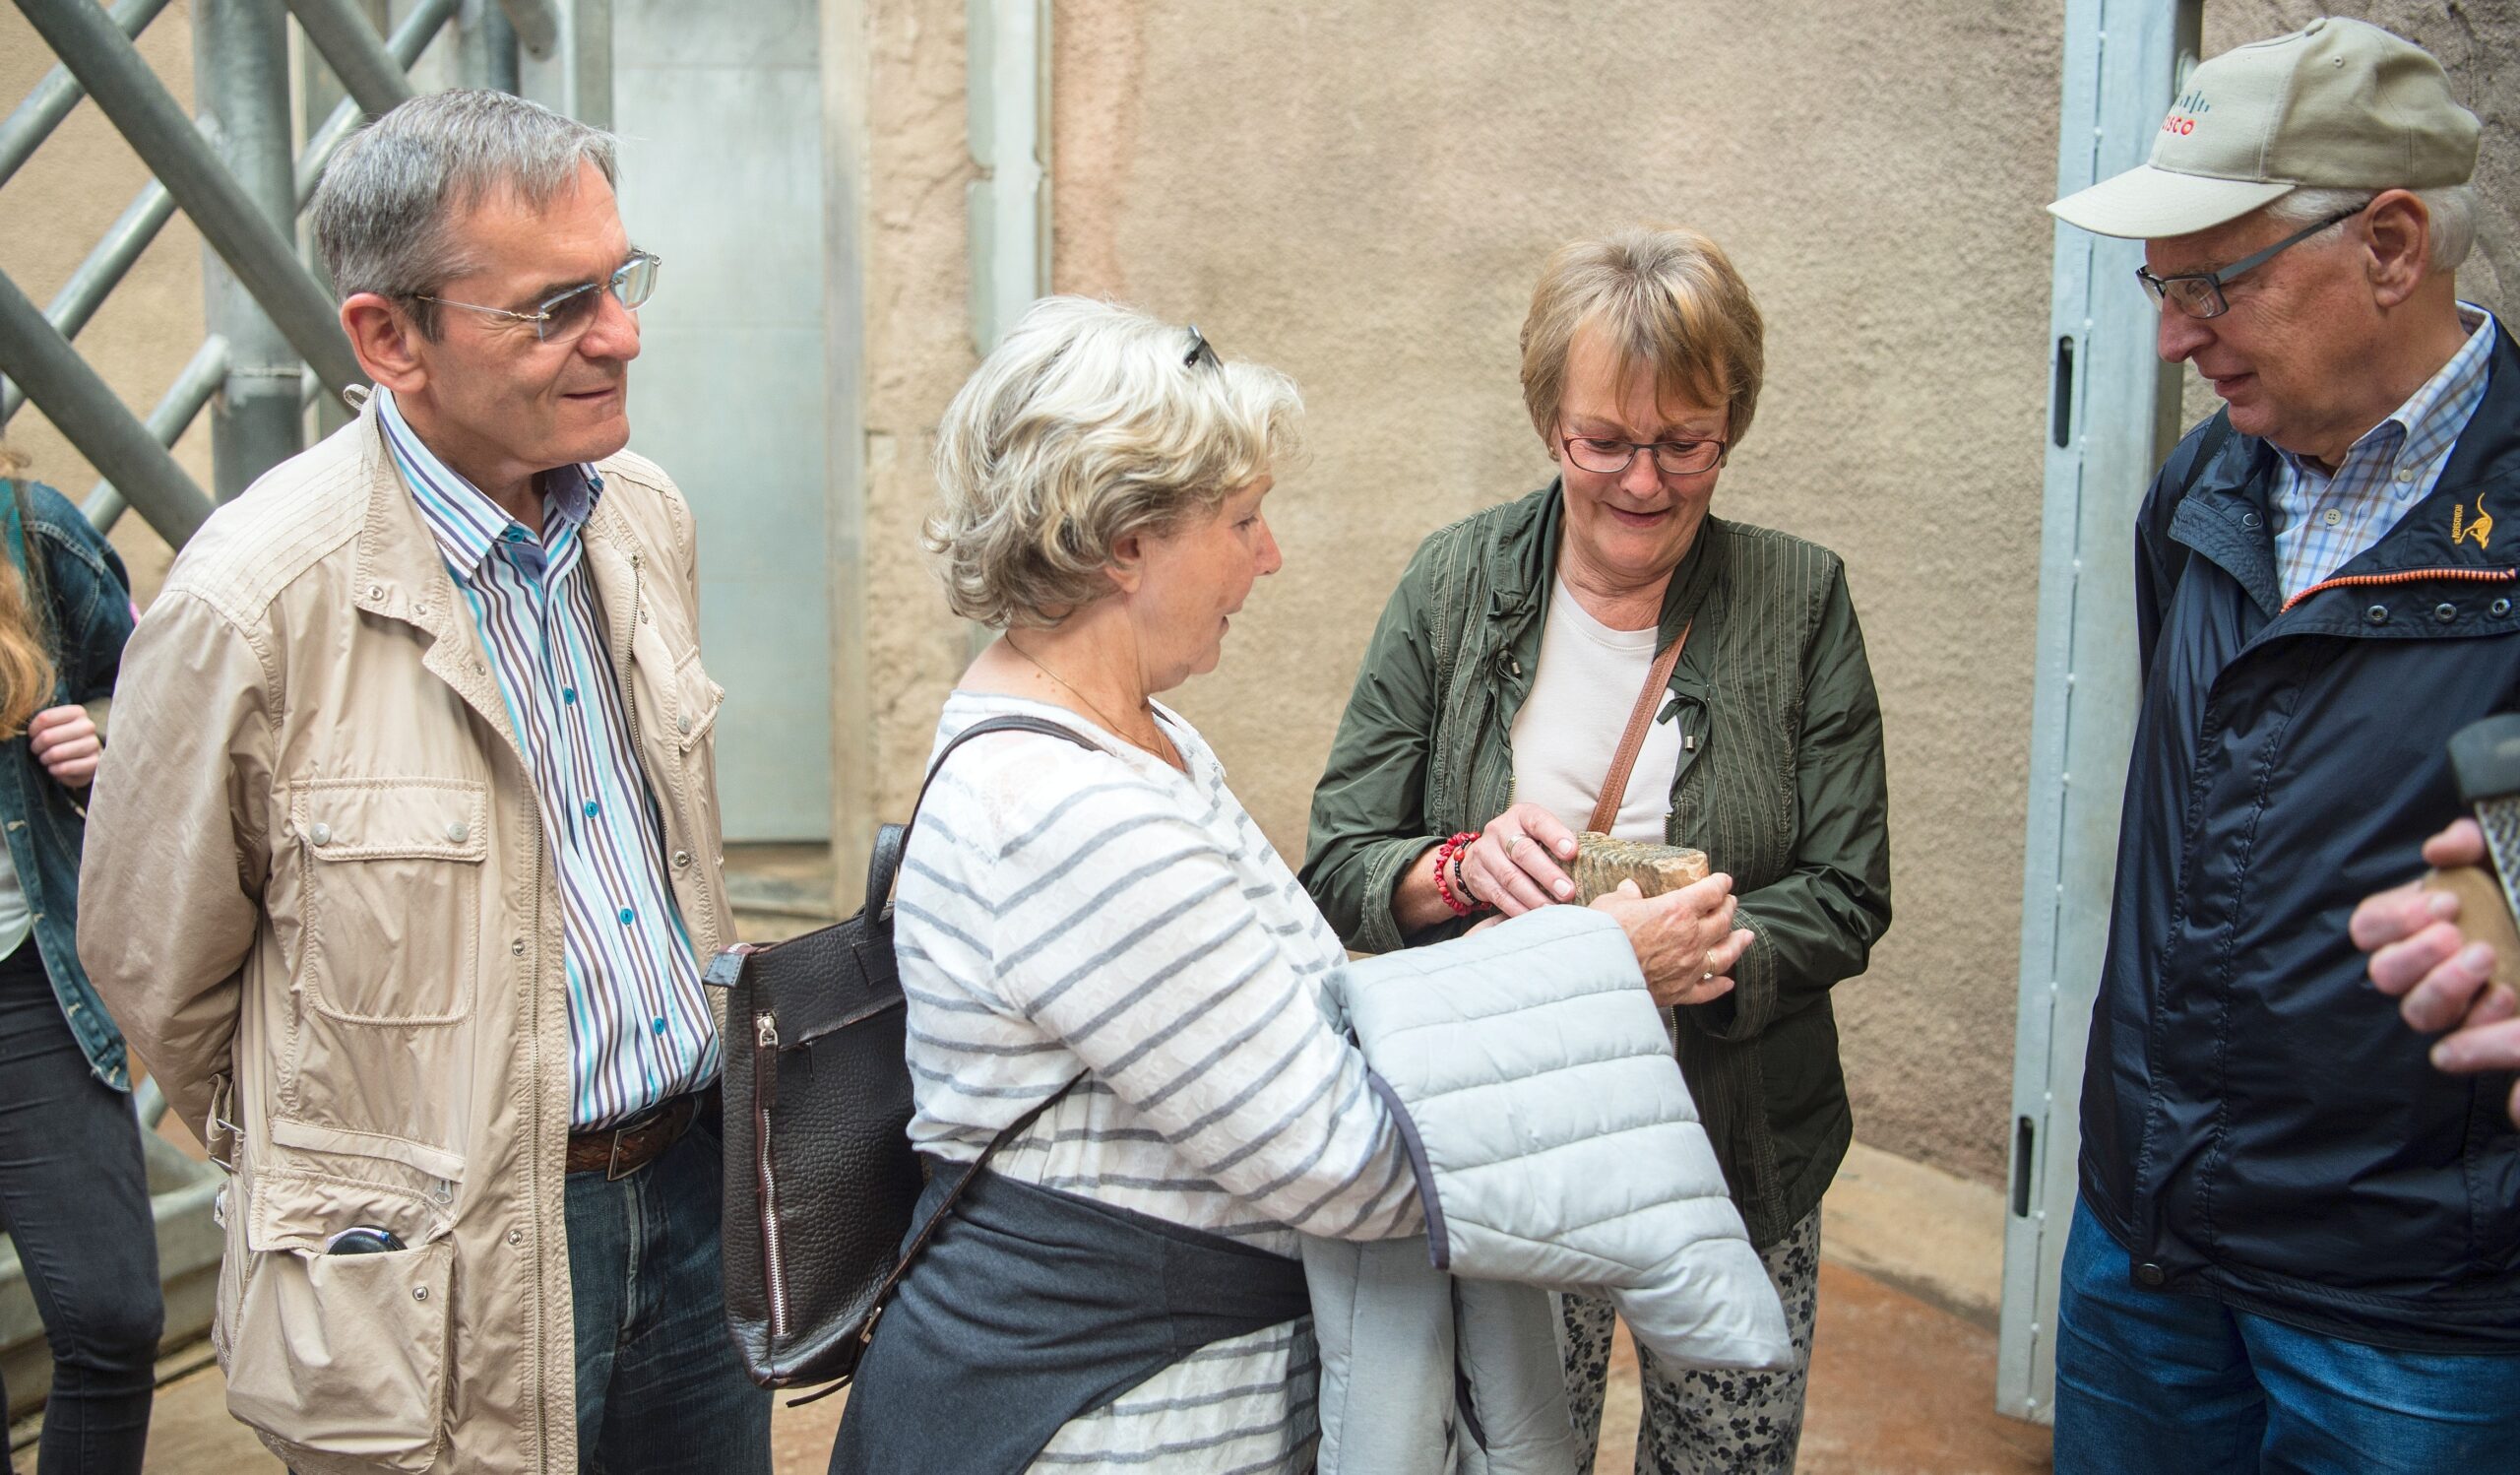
[753,1009,792,1345]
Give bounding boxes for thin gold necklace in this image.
[1002,635,1183,771]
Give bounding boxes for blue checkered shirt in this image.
[377,389,719,1129]
[2272,304,2496,600]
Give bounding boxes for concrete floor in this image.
[102,1259,2050,1473]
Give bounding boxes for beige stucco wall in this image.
[1041,1,2061,1189]
[858,0,986,819]
[854,1,2520,1188]
[0,1,203,605]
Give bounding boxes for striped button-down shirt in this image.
[379,389,718,1128]
[2272,304,2496,600]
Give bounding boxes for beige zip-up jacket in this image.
[79,394,732,1475]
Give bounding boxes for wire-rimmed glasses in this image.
[1559,428,1728,478]
[2135,208,2362,320]
[415,251,662,345]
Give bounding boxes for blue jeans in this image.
[566,1109,770,1474]
[2054,1196,2520,1473]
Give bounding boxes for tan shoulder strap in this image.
[1587,621,1690,837]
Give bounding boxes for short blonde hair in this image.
[929,296,1302,628]
[1519,225,1766,451]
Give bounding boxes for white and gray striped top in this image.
[896,690,1421,1472]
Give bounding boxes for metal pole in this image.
[570,0,611,130]
[0,269,215,545]
[0,183,177,427]
[83,334,228,535]
[14,0,366,396]
[496,0,558,61]
[197,0,303,502]
[0,0,454,429]
[296,0,462,204]
[0,0,174,189]
[460,0,522,94]
[283,0,414,119]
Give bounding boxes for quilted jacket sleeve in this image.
[1333,906,1795,1373]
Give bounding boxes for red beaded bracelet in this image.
[1432,830,1481,917]
[1450,839,1482,908]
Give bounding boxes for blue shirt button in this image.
[583,800,600,819]
[617,907,636,926]
[561,687,577,705]
[652,1016,667,1036]
[503,526,530,543]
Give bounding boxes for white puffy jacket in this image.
[1304,906,1794,1474]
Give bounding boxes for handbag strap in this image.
[855,708,1104,1354]
[908,712,1103,831]
[864,712,1109,925]
[856,1069,1087,1354]
[1586,621,1690,836]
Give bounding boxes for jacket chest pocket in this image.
[290,778,488,1026]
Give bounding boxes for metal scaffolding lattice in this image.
[0,0,588,547]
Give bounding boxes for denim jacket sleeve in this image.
[1686,562,1892,1043]
[25,484,136,708]
[1300,540,1448,956]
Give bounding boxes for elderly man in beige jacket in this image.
[78,92,766,1474]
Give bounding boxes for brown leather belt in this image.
[565,1084,716,1180]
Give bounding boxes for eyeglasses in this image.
[2135,208,2361,320]
[1183,323,1220,370]
[414,252,662,344]
[1559,428,1728,478]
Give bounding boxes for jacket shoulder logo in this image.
[2453,491,2493,551]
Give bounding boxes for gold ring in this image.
[1507,835,1528,859]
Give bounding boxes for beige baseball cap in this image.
[2048,17,2478,240]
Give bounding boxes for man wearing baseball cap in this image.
[2048,17,2519,1472]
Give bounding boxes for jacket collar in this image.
[343,391,531,761]
[2179,312,2520,607]
[347,388,458,629]
[1486,479,1728,648]
[372,386,601,583]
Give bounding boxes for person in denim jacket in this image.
[0,462,158,1473]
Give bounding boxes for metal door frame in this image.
[1997,0,2201,1424]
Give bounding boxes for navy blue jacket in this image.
[2083,317,2520,1353]
[0,481,136,1087]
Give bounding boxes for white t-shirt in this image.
[0,841,31,960]
[1509,577,1685,842]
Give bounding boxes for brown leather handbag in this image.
[704,714,1094,1391]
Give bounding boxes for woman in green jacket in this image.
[1300,225,1891,1474]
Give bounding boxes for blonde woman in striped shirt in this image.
[827,298,1745,1473]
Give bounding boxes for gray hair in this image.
[309,90,617,338]
[927,296,1303,629]
[2265,184,2477,274]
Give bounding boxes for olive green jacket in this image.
[1299,484,1892,1247]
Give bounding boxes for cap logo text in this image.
[2162,90,2213,135]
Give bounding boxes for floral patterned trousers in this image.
[1560,1206,1822,1474]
